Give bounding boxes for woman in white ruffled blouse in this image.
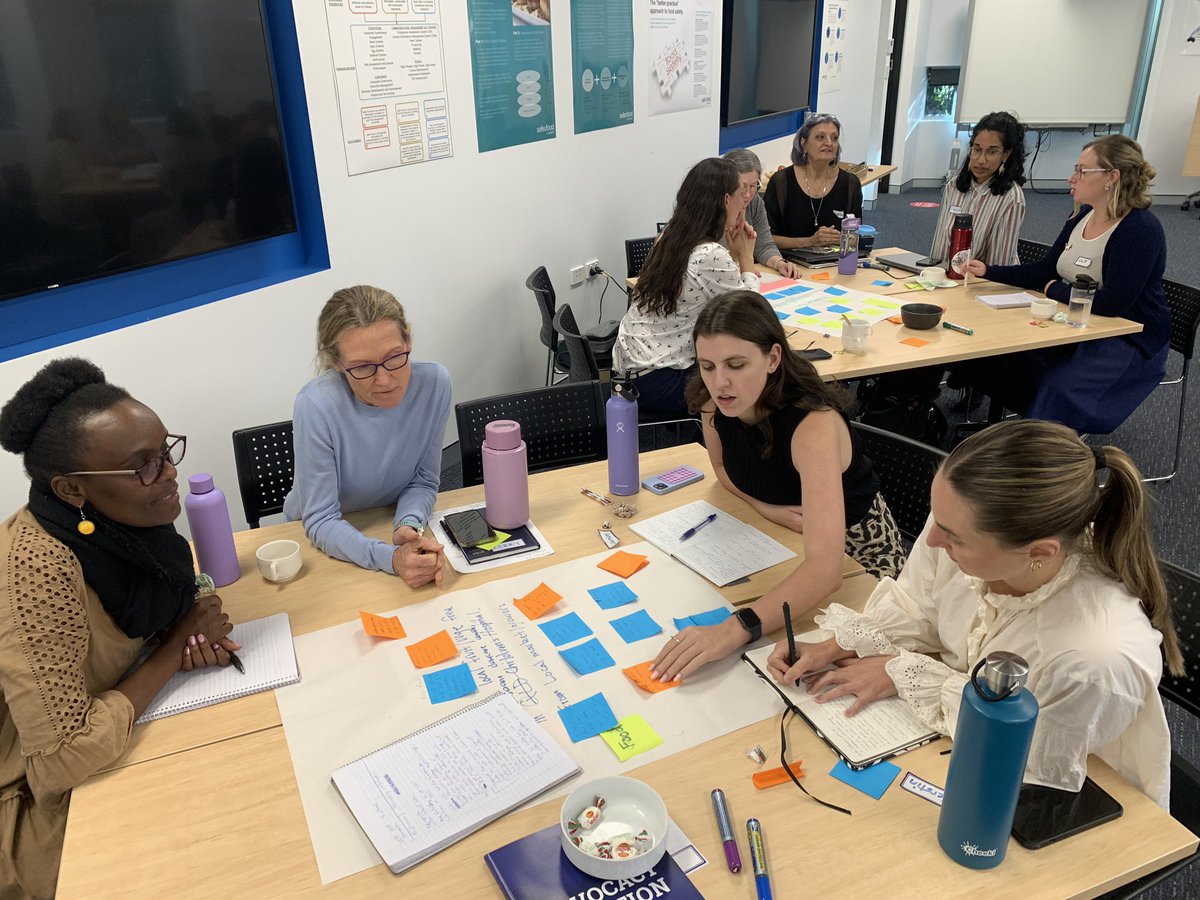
[768,419,1183,808]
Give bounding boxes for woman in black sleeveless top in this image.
[651,291,906,683]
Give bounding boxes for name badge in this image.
[1075,256,1092,267]
[950,206,962,215]
[901,772,944,806]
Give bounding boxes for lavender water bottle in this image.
[606,379,639,495]
[482,420,529,529]
[184,474,241,587]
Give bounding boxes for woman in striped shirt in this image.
[929,111,1028,267]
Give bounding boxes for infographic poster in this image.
[647,0,713,117]
[323,0,454,176]
[570,0,634,134]
[467,0,556,152]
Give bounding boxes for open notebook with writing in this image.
[742,641,940,770]
[137,612,299,723]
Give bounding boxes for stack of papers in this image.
[978,291,1037,309]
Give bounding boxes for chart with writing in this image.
[323,0,454,176]
[762,279,903,336]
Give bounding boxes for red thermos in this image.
[947,213,973,280]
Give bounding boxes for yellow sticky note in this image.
[359,609,406,640]
[601,715,664,762]
[623,661,679,694]
[514,582,563,620]
[598,551,649,579]
[406,630,458,668]
[474,530,511,551]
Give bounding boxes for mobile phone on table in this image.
[1010,777,1123,849]
[641,465,704,494]
[797,348,833,361]
[442,509,496,548]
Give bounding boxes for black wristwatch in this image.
[733,608,762,644]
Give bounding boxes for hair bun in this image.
[0,357,107,454]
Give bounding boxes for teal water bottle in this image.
[937,652,1039,869]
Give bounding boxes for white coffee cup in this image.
[841,318,872,352]
[256,539,302,582]
[920,266,948,282]
[1030,296,1057,320]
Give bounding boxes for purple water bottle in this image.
[606,380,639,495]
[184,474,241,587]
[482,420,529,529]
[838,215,860,275]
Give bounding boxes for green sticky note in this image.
[904,281,923,290]
[875,299,901,308]
[600,714,664,762]
[474,529,511,551]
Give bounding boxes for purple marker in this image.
[711,789,742,873]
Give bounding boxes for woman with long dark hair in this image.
[613,157,759,415]
[650,291,906,682]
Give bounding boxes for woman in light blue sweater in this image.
[284,285,451,586]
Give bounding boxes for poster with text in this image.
[570,0,634,133]
[323,0,454,177]
[647,0,713,117]
[820,1,848,92]
[467,0,556,152]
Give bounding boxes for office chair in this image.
[1140,277,1200,483]
[231,420,294,528]
[454,381,608,488]
[624,237,656,279]
[1016,238,1051,266]
[552,303,602,382]
[850,421,946,543]
[527,266,617,386]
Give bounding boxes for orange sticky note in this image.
[406,630,458,668]
[753,761,806,790]
[886,315,904,325]
[811,271,831,281]
[598,551,649,579]
[901,337,930,348]
[623,661,680,693]
[359,609,407,640]
[514,582,563,620]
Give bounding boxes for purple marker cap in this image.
[710,789,742,873]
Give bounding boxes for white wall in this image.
[1138,0,1200,197]
[0,5,717,533]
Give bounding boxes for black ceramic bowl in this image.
[901,303,944,330]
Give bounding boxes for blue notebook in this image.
[484,823,702,899]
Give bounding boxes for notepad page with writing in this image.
[331,692,580,874]
[137,613,299,723]
[629,499,795,586]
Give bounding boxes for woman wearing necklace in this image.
[764,113,864,250]
[959,135,1169,434]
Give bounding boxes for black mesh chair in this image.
[527,266,616,385]
[552,303,602,382]
[455,381,608,488]
[850,420,946,542]
[231,420,294,528]
[1016,238,1051,265]
[1141,278,1200,484]
[625,237,655,279]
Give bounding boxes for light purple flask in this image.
[838,215,861,275]
[606,380,639,495]
[482,420,530,529]
[184,474,241,587]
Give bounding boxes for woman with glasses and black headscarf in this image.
[0,357,237,898]
[764,113,864,250]
[283,285,451,587]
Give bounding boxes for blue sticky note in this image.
[827,304,853,314]
[829,759,901,799]
[538,612,594,647]
[824,286,849,296]
[775,311,789,320]
[422,663,477,704]
[783,285,810,295]
[794,305,821,316]
[588,581,638,610]
[558,692,619,742]
[872,279,891,287]
[673,607,732,631]
[764,292,786,301]
[560,638,617,675]
[609,609,663,644]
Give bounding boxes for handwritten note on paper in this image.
[405,630,458,668]
[623,661,679,694]
[359,609,407,640]
[422,662,478,703]
[673,608,732,631]
[587,581,638,610]
[514,583,563,620]
[601,714,664,761]
[560,639,617,676]
[537,612,594,647]
[609,609,662,644]
[598,551,649,578]
[558,692,619,742]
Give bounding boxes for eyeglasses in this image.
[340,350,411,380]
[968,145,1005,159]
[1071,166,1111,177]
[65,435,187,486]
[738,177,760,195]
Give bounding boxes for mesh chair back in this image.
[850,421,946,541]
[625,237,655,279]
[1163,278,1200,359]
[1161,561,1200,719]
[526,265,557,351]
[552,303,601,382]
[455,381,608,488]
[231,420,294,528]
[1016,239,1050,266]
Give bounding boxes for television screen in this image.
[0,0,296,302]
[721,0,819,128]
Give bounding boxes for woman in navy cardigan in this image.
[961,135,1169,434]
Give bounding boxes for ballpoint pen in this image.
[679,513,717,541]
[747,818,773,900]
[943,321,974,335]
[228,651,245,675]
[710,789,742,873]
[783,601,798,668]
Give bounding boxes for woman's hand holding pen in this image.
[392,529,444,588]
[766,635,852,685]
[650,619,748,683]
[802,655,899,716]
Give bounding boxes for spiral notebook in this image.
[331,692,580,875]
[136,612,300,723]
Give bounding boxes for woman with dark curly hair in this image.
[0,358,236,898]
[929,111,1028,267]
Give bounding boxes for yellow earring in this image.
[1029,559,1043,572]
[76,506,95,536]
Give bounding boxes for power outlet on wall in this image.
[585,259,601,278]
[569,264,587,287]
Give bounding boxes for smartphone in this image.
[798,348,833,361]
[1010,777,1123,850]
[442,509,496,548]
[642,465,704,494]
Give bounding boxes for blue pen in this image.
[747,818,772,900]
[680,513,717,541]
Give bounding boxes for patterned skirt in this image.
[845,493,907,581]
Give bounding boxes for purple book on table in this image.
[484,823,703,900]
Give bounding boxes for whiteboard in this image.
[957,0,1152,126]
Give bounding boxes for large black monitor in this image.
[721,0,820,128]
[0,0,296,302]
